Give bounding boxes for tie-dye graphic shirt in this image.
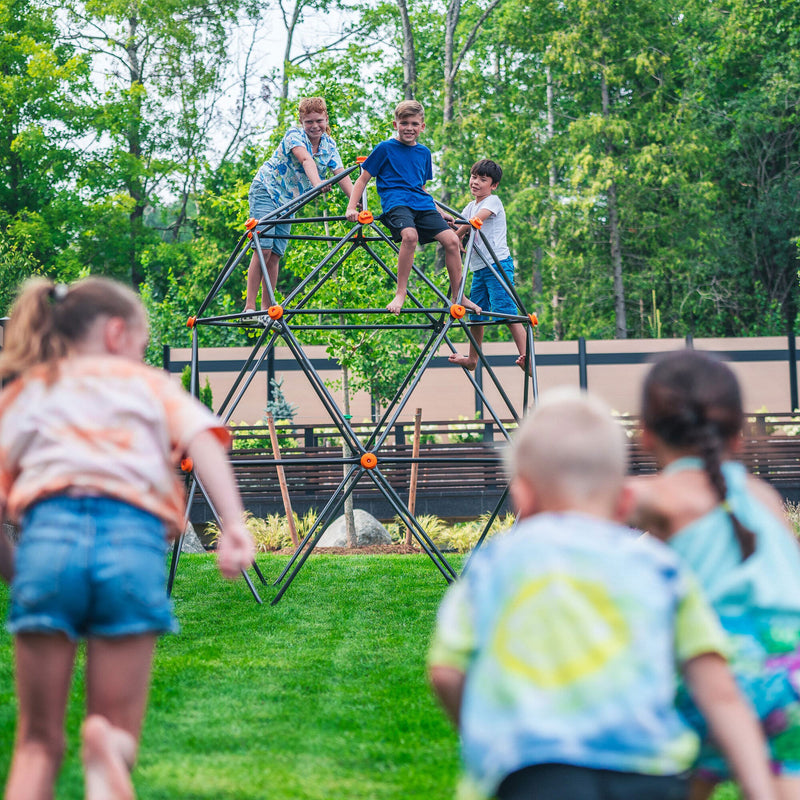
[0,356,229,537]
[252,126,344,207]
[428,512,727,800]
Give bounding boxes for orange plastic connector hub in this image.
[528,313,539,326]
[186,316,196,328]
[267,305,283,320]
[245,217,257,230]
[180,457,193,473]
[356,156,368,164]
[357,210,374,224]
[360,453,378,469]
[450,304,466,319]
[247,232,253,239]
[469,216,483,229]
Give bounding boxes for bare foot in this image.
[448,353,477,371]
[515,353,532,375]
[387,293,406,314]
[82,715,137,800]
[243,306,256,314]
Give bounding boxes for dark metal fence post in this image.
[578,337,588,390]
[789,331,798,411]
[267,347,275,403]
[162,344,170,372]
[685,333,694,349]
[474,359,484,416]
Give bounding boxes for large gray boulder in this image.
[317,509,392,548]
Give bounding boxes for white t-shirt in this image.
[462,194,510,269]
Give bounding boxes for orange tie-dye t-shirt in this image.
[0,356,230,537]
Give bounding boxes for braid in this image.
[696,422,756,560]
[643,350,757,562]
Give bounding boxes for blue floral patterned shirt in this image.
[252,126,344,206]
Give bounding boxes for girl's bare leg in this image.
[776,776,800,800]
[5,633,78,800]
[82,635,157,800]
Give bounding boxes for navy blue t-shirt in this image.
[362,138,436,213]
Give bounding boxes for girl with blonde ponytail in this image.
[0,277,254,800]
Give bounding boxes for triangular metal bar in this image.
[460,485,511,574]
[364,324,443,451]
[370,314,460,452]
[366,467,457,579]
[270,466,364,604]
[272,464,363,587]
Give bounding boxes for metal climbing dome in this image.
[172,162,540,603]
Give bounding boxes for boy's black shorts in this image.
[380,206,450,244]
[496,763,688,800]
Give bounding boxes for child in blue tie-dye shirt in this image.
[428,388,776,800]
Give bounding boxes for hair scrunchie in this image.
[48,283,69,304]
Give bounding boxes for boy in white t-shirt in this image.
[448,159,528,372]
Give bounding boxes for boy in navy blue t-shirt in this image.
[346,100,479,315]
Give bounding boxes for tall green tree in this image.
[58,0,261,285]
[0,0,92,274]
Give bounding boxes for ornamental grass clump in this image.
[208,509,318,552]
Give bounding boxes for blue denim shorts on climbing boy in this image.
[7,496,178,640]
[248,181,290,256]
[470,256,517,322]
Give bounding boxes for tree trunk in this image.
[546,63,562,340]
[440,0,459,211]
[396,0,417,99]
[126,14,146,287]
[601,70,626,338]
[280,0,304,103]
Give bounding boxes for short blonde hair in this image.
[394,99,424,121]
[506,388,627,503]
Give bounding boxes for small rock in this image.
[317,509,392,548]
[181,522,207,554]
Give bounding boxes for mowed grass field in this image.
[0,553,740,799]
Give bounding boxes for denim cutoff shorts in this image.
[8,496,178,640]
[469,256,517,322]
[248,181,290,256]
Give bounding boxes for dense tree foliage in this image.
[1,0,798,344]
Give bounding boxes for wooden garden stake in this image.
[266,411,299,547]
[406,408,422,546]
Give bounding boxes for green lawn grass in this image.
[0,553,741,799]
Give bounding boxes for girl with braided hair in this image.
[630,349,800,800]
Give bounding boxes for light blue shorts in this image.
[469,257,518,322]
[248,181,290,256]
[7,496,178,640]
